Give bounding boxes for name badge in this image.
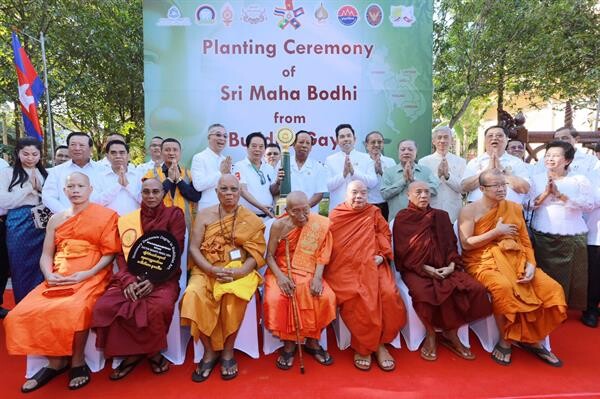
[229,248,242,261]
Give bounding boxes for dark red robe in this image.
[393,203,492,330]
[91,203,186,357]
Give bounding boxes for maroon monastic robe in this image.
[91,203,186,357]
[393,203,492,330]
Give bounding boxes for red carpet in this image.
[1,291,599,399]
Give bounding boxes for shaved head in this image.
[286,191,310,226]
[142,177,163,191]
[346,180,368,209]
[66,171,90,186]
[347,180,367,194]
[218,173,240,188]
[478,169,504,186]
[407,181,431,209]
[407,181,428,194]
[286,191,309,208]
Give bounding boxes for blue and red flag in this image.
[11,31,45,141]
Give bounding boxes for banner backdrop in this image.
[143,0,433,164]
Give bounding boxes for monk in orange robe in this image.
[4,172,120,392]
[394,182,492,362]
[180,174,265,382]
[326,181,406,371]
[459,169,566,367]
[264,191,336,370]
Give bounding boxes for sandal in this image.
[491,343,512,366]
[375,348,395,372]
[109,356,144,381]
[420,345,438,361]
[304,345,333,366]
[191,357,219,383]
[68,364,91,390]
[516,343,563,367]
[21,365,68,393]
[149,354,170,374]
[353,353,371,371]
[276,349,295,370]
[439,335,475,361]
[220,358,238,381]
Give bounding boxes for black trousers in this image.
[0,217,9,307]
[374,202,389,222]
[587,245,600,312]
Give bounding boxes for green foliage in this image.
[0,0,144,160]
[434,0,599,154]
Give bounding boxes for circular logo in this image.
[276,128,295,147]
[365,4,383,28]
[127,230,181,283]
[121,228,137,248]
[337,5,359,26]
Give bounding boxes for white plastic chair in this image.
[332,308,401,351]
[192,294,260,362]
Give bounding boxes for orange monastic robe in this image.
[326,203,406,355]
[4,204,120,356]
[180,206,265,351]
[264,214,337,341]
[462,200,567,343]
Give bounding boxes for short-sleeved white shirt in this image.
[233,158,276,214]
[290,156,327,213]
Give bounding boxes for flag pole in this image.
[39,31,55,158]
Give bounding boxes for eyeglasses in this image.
[209,133,228,139]
[256,169,266,185]
[482,183,509,190]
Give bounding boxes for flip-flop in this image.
[109,356,144,381]
[491,343,512,366]
[439,335,475,361]
[220,358,238,381]
[149,354,170,374]
[304,345,334,366]
[21,365,69,393]
[420,345,437,361]
[353,353,372,371]
[191,357,219,383]
[68,364,91,390]
[375,354,395,372]
[516,343,563,367]
[276,349,295,370]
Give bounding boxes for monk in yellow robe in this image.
[180,174,265,382]
[4,172,120,392]
[459,169,567,367]
[264,191,336,370]
[326,181,406,372]
[143,138,201,228]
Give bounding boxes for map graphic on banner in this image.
[143,0,433,164]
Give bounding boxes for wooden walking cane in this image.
[284,238,305,374]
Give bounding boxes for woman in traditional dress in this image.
[0,137,48,302]
[531,140,593,311]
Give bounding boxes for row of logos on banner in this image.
[157,2,417,29]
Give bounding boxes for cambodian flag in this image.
[12,31,45,141]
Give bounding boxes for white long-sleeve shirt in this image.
[462,152,530,204]
[191,148,227,210]
[326,150,377,211]
[531,171,594,236]
[41,160,103,213]
[0,167,45,210]
[419,152,466,222]
[95,167,141,215]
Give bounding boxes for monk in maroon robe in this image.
[393,182,492,361]
[92,178,186,379]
